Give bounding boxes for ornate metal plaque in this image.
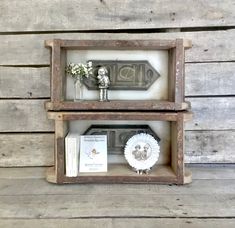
[83,60,160,90]
[83,125,160,155]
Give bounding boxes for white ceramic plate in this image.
[124,133,160,170]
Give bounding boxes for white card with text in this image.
[79,135,107,172]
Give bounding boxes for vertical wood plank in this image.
[61,48,67,101]
[177,113,184,184]
[50,40,62,102]
[168,48,176,102]
[54,120,68,183]
[175,39,185,104]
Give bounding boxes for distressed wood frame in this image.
[46,111,192,185]
[45,39,192,111]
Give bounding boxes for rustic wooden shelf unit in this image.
[45,38,192,185]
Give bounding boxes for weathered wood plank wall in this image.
[0,0,234,166]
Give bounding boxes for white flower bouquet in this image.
[66,61,93,80]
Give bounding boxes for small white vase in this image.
[74,78,83,101]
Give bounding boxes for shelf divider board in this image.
[45,100,190,111]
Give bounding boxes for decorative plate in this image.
[124,133,160,171]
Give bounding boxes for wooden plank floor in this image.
[0,166,234,228]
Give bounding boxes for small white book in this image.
[65,133,79,177]
[79,135,107,172]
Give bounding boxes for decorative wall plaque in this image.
[83,60,160,90]
[83,125,160,155]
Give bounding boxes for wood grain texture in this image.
[0,98,232,132]
[0,30,235,65]
[1,62,234,98]
[47,39,190,49]
[185,97,235,130]
[1,0,234,32]
[189,165,235,180]
[0,134,54,167]
[49,165,178,184]
[185,131,235,163]
[0,67,50,98]
[45,100,190,111]
[47,111,185,121]
[0,194,234,218]
[1,165,235,179]
[0,219,235,228]
[0,167,46,179]
[0,167,235,225]
[0,100,54,132]
[0,131,234,167]
[185,62,235,96]
[0,179,234,196]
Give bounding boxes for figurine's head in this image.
[135,145,141,150]
[98,67,108,76]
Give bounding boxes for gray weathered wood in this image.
[1,63,234,98]
[1,165,235,180]
[0,131,234,167]
[0,167,46,179]
[0,98,233,132]
[113,219,235,228]
[189,165,235,180]
[0,194,234,218]
[0,30,234,65]
[0,67,50,98]
[1,0,234,32]
[0,167,234,224]
[185,62,235,96]
[0,134,53,167]
[185,97,235,130]
[0,178,234,196]
[185,131,235,163]
[0,100,54,132]
[0,219,234,228]
[0,219,109,228]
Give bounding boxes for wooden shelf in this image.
[45,38,189,111]
[47,164,175,184]
[47,164,192,184]
[45,100,190,111]
[46,111,192,185]
[45,38,192,185]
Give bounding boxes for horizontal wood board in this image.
[0,30,235,65]
[0,130,234,167]
[0,166,235,218]
[0,166,234,226]
[0,98,234,132]
[1,0,234,32]
[0,165,234,179]
[0,218,234,228]
[0,67,50,98]
[0,185,234,218]
[1,62,234,98]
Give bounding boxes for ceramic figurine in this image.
[97,67,110,101]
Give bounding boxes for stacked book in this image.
[65,134,107,177]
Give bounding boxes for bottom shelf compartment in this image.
[47,111,192,185]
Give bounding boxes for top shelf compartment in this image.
[45,39,191,111]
